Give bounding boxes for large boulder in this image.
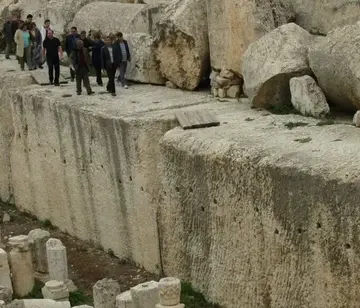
[290,75,330,118]
[125,33,165,85]
[309,23,360,112]
[283,0,360,35]
[154,0,209,90]
[72,2,166,36]
[206,0,295,76]
[242,23,312,109]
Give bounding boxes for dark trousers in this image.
[5,40,14,57]
[94,65,103,86]
[19,46,32,70]
[75,67,92,94]
[70,67,75,80]
[47,56,60,84]
[117,61,128,85]
[106,64,117,94]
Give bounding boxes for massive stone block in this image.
[159,103,360,308]
[242,23,312,108]
[126,33,165,85]
[154,0,209,90]
[309,23,360,112]
[206,0,294,76]
[283,0,360,35]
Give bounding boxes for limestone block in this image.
[28,229,50,273]
[289,75,329,118]
[309,23,360,111]
[211,87,218,97]
[46,239,68,282]
[125,33,165,85]
[218,88,226,99]
[242,23,312,109]
[93,278,121,308]
[215,76,231,88]
[353,111,360,127]
[227,85,241,98]
[64,280,77,292]
[154,0,209,90]
[158,277,181,306]
[9,235,34,297]
[130,281,159,308]
[0,249,12,293]
[0,286,12,304]
[116,290,133,308]
[207,0,294,75]
[8,299,71,308]
[2,213,10,222]
[0,300,4,308]
[156,304,184,308]
[42,281,69,301]
[219,69,235,80]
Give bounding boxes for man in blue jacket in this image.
[115,32,131,89]
[64,26,80,82]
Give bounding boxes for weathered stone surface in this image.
[46,239,68,282]
[42,280,69,301]
[8,299,71,308]
[283,0,360,35]
[130,281,159,308]
[158,277,181,306]
[242,23,312,108]
[28,229,50,273]
[309,24,360,112]
[126,33,165,85]
[72,2,165,36]
[2,213,10,222]
[93,279,120,308]
[165,81,177,89]
[207,0,294,76]
[218,88,226,98]
[154,0,209,90]
[116,291,133,308]
[227,85,241,98]
[0,286,12,304]
[289,75,329,118]
[156,304,184,308]
[0,249,12,294]
[353,111,360,128]
[9,235,34,297]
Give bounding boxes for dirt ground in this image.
[0,202,157,303]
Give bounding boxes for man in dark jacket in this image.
[70,39,94,95]
[115,32,131,88]
[80,30,93,51]
[101,36,120,96]
[91,31,104,86]
[65,26,80,81]
[3,15,16,59]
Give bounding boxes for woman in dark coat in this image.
[91,31,104,86]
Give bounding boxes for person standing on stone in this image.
[29,22,42,69]
[70,39,94,96]
[80,30,93,51]
[115,32,131,89]
[14,22,32,71]
[42,30,63,86]
[91,31,104,86]
[2,16,15,59]
[65,26,80,82]
[40,19,53,65]
[101,36,118,96]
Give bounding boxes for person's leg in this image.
[54,58,60,85]
[119,61,128,87]
[5,40,11,59]
[25,47,32,70]
[47,58,54,84]
[109,64,116,95]
[75,68,82,94]
[19,56,24,70]
[70,67,75,82]
[83,69,93,94]
[95,65,103,86]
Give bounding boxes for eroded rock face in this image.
[242,23,312,108]
[284,0,360,34]
[126,33,165,85]
[154,0,209,90]
[72,2,165,36]
[309,24,360,112]
[207,0,294,76]
[290,75,329,118]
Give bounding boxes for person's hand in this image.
[70,65,74,71]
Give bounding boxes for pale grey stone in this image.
[227,85,241,98]
[93,279,120,308]
[131,281,159,308]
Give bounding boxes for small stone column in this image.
[42,280,69,302]
[156,277,184,308]
[116,290,133,308]
[46,239,68,282]
[131,281,159,308]
[93,278,120,308]
[28,229,50,273]
[0,248,12,294]
[9,235,34,297]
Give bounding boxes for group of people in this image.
[2,14,132,96]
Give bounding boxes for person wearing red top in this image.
[70,39,94,95]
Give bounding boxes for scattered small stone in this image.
[2,214,10,223]
[245,117,254,122]
[165,81,177,89]
[61,94,72,98]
